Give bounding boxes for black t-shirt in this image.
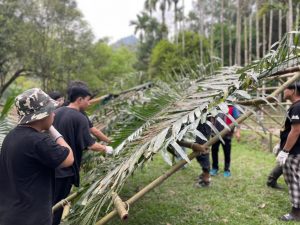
[280,100,300,155]
[0,126,69,225]
[81,110,93,128]
[53,107,95,186]
[196,122,211,145]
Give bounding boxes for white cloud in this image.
[76,0,144,42]
[76,0,193,43]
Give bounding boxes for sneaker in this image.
[224,171,231,177]
[195,180,210,188]
[210,169,218,176]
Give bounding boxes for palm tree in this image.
[144,0,159,17]
[171,0,180,44]
[159,0,172,39]
[130,12,151,43]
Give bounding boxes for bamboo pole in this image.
[52,192,78,213]
[112,192,128,220]
[266,72,298,79]
[269,132,273,152]
[269,66,300,77]
[237,72,300,106]
[242,123,266,138]
[89,94,110,105]
[61,203,71,220]
[95,73,300,225]
[257,107,282,126]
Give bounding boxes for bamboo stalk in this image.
[237,72,300,106]
[242,123,266,138]
[61,203,71,220]
[89,94,110,105]
[269,66,300,77]
[176,140,208,153]
[95,73,300,225]
[112,192,128,220]
[52,192,78,213]
[257,107,282,126]
[266,72,298,79]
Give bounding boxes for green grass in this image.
[105,134,297,225]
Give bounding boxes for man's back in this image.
[0,126,68,225]
[53,106,95,186]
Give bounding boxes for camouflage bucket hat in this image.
[15,88,58,124]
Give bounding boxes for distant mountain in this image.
[111,35,138,50]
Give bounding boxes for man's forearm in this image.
[90,127,110,143]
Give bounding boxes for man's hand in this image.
[235,129,241,142]
[276,150,289,166]
[105,146,114,155]
[48,125,63,141]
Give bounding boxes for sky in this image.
[76,0,193,43]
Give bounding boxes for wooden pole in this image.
[112,192,128,220]
[52,192,78,213]
[257,107,282,126]
[94,73,300,225]
[269,132,273,152]
[243,123,266,138]
[237,72,300,106]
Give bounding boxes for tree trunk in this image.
[256,0,260,59]
[236,0,241,66]
[0,69,29,98]
[198,0,203,65]
[263,14,266,56]
[288,0,293,45]
[244,18,248,65]
[268,0,273,51]
[221,0,224,66]
[249,15,252,63]
[174,1,178,45]
[182,0,185,52]
[296,4,300,31]
[229,21,232,66]
[279,9,282,41]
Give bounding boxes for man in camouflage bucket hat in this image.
[15,88,58,124]
[0,88,74,225]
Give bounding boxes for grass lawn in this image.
[106,134,295,225]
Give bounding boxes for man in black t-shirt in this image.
[0,88,74,225]
[52,86,113,225]
[276,82,300,221]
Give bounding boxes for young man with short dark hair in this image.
[276,82,300,221]
[0,88,74,225]
[52,86,113,225]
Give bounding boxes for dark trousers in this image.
[196,153,210,173]
[267,164,283,186]
[52,177,73,225]
[211,138,232,171]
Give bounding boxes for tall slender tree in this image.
[236,0,241,65]
[268,0,273,51]
[221,0,224,66]
[256,0,260,59]
[249,15,253,63]
[159,0,172,39]
[172,0,180,44]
